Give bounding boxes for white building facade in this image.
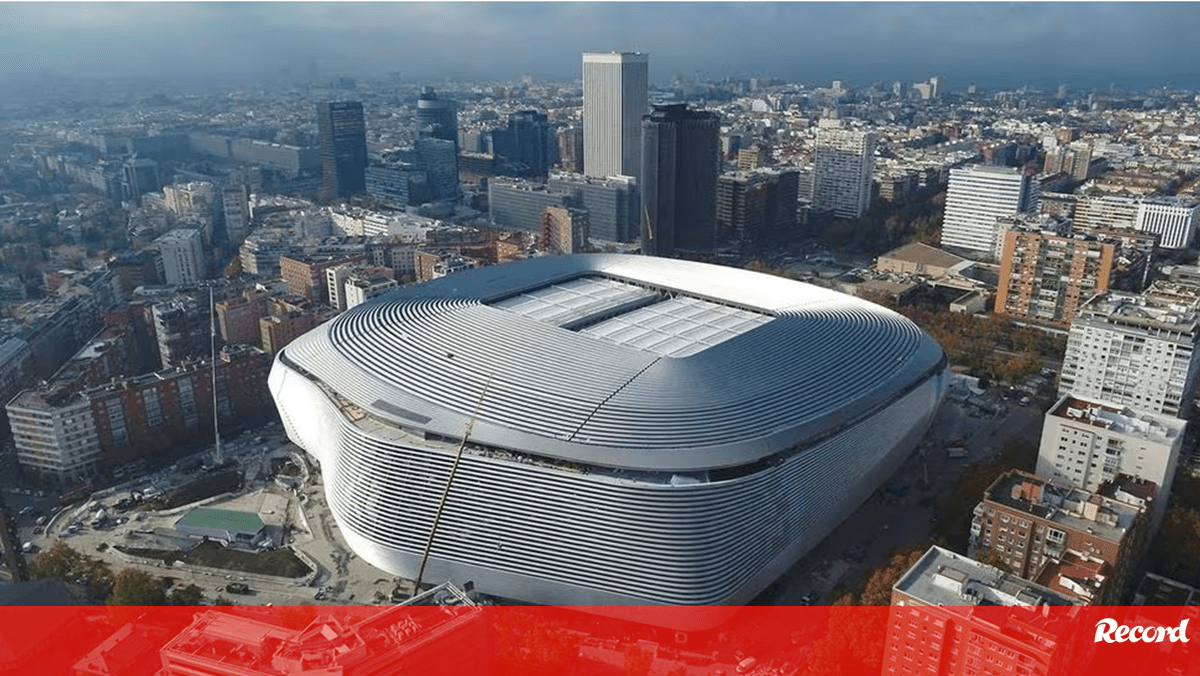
[1059,290,1200,418]
[940,165,1039,260]
[812,120,876,220]
[1037,395,1184,507]
[154,228,207,286]
[582,52,649,180]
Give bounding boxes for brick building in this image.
[968,470,1152,604]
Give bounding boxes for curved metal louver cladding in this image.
[269,254,949,607]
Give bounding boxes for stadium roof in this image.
[280,254,945,472]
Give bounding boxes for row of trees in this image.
[30,542,212,606]
[899,308,1065,384]
[816,192,946,256]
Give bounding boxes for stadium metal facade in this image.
[269,254,948,612]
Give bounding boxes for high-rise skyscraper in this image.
[640,104,720,257]
[940,164,1039,259]
[492,110,552,177]
[122,157,161,206]
[812,120,876,220]
[416,87,458,146]
[583,52,649,179]
[716,169,800,252]
[317,101,368,202]
[415,88,459,199]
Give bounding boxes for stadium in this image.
[269,254,948,611]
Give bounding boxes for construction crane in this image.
[412,375,492,595]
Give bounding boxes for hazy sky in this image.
[3,2,1199,90]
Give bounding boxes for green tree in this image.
[168,583,205,606]
[109,568,168,606]
[30,542,114,600]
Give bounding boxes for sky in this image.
[3,2,1200,91]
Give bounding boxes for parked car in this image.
[225,582,250,595]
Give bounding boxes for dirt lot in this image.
[116,540,312,578]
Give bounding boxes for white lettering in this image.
[1168,619,1190,643]
[1095,618,1191,643]
[1095,619,1118,643]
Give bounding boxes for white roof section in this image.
[492,275,772,358]
[279,254,947,471]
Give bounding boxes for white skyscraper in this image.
[940,164,1039,260]
[582,52,649,179]
[812,120,876,220]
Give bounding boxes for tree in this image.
[30,542,114,601]
[1147,507,1200,586]
[857,547,927,606]
[109,568,168,606]
[168,583,204,606]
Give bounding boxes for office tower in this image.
[1059,287,1200,418]
[640,104,720,257]
[153,229,206,286]
[812,120,877,220]
[416,87,458,146]
[492,110,552,177]
[968,469,1152,604]
[1136,197,1200,250]
[317,101,368,202]
[583,52,649,179]
[365,164,428,207]
[121,157,161,205]
[547,173,639,242]
[1072,195,1199,250]
[995,219,1125,326]
[416,138,458,201]
[1037,395,1182,512]
[716,169,800,252]
[488,178,574,233]
[940,164,1039,259]
[220,184,251,243]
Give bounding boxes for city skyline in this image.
[3,2,1200,91]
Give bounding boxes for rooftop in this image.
[1077,290,1200,333]
[177,508,265,535]
[283,254,946,472]
[894,545,1078,608]
[1049,395,1185,442]
[878,242,968,270]
[984,470,1143,544]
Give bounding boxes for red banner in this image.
[2,605,1196,676]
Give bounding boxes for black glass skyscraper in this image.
[416,87,458,146]
[492,110,551,177]
[640,104,721,257]
[317,101,367,202]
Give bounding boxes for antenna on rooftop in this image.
[413,374,492,595]
[210,285,222,466]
